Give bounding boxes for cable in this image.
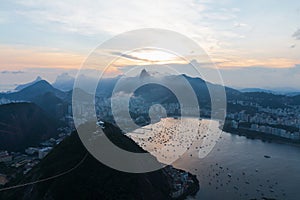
[0,152,89,192]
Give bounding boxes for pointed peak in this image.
[36,76,43,81]
[15,76,44,91]
[139,69,150,79]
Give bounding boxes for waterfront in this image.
[128,118,300,200]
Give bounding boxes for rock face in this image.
[0,103,60,151]
[139,69,151,80]
[0,123,174,200]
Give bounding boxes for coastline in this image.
[164,166,200,200]
[174,173,199,200]
[125,117,201,200]
[223,126,300,148]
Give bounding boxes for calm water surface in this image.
[174,131,300,200]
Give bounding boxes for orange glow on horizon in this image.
[0,46,299,72]
[0,46,85,70]
[213,57,300,69]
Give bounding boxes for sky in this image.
[0,0,300,91]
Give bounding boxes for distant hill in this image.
[0,103,61,151]
[1,80,66,101]
[239,88,275,94]
[139,68,151,79]
[121,72,241,112]
[0,122,189,200]
[241,92,300,107]
[291,94,300,105]
[3,71,300,114]
[0,80,68,118]
[52,73,75,92]
[15,76,43,91]
[286,92,300,97]
[32,92,66,118]
[240,87,300,96]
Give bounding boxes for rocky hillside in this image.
[0,103,61,151]
[0,122,181,200]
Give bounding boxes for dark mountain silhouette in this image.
[242,92,291,108]
[239,88,275,94]
[1,80,66,101]
[290,94,300,105]
[96,76,121,98]
[0,80,69,118]
[0,122,198,200]
[15,76,43,91]
[0,103,61,151]
[32,92,66,118]
[139,69,151,79]
[3,71,299,116]
[287,92,300,96]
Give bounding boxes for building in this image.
[231,120,238,129]
[25,147,38,155]
[96,121,105,129]
[0,151,12,163]
[38,147,52,159]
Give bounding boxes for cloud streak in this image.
[1,0,300,71]
[14,0,243,54]
[293,28,300,40]
[0,70,25,74]
[0,45,84,70]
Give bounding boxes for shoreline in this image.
[164,166,200,200]
[223,126,300,148]
[175,173,199,200]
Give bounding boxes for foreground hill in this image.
[0,103,61,151]
[0,122,199,200]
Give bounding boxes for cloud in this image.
[1,70,25,74]
[215,57,300,69]
[13,0,241,54]
[110,51,150,62]
[0,11,11,24]
[203,12,236,21]
[218,64,300,89]
[110,50,187,66]
[3,0,298,71]
[15,0,206,34]
[233,22,248,28]
[0,45,84,70]
[292,28,300,40]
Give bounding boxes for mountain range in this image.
[1,71,298,153]
[1,71,300,115]
[239,87,300,96]
[0,70,298,154]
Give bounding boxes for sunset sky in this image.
[0,0,300,90]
